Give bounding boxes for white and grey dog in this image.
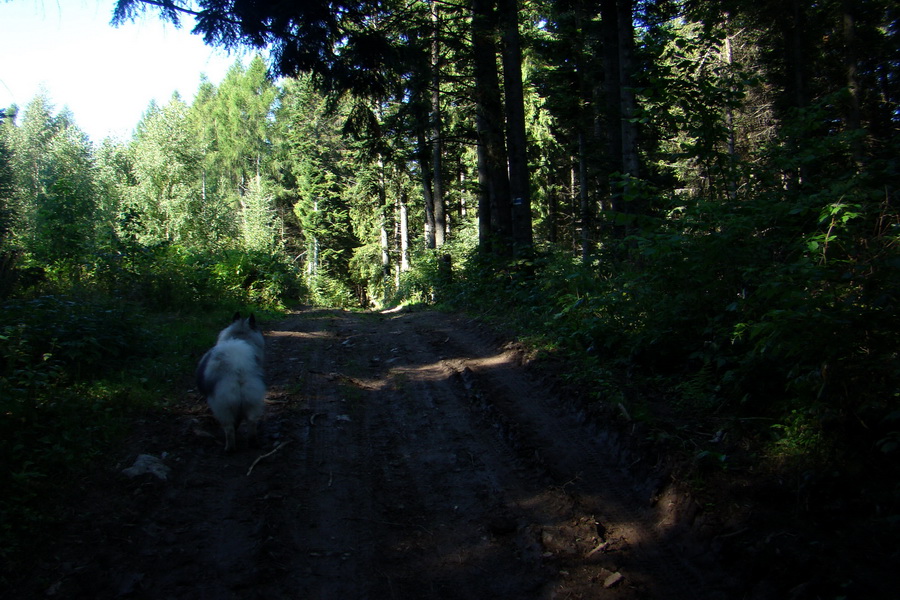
[196,313,266,452]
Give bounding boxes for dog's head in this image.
[217,312,265,352]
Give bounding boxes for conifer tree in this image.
[7,94,98,265]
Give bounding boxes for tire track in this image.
[426,312,729,599]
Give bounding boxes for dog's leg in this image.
[223,425,237,452]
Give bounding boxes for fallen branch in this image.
[586,540,609,557]
[246,440,291,476]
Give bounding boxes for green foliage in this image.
[239,176,284,254]
[0,293,153,568]
[441,133,899,461]
[127,96,213,247]
[208,248,304,308]
[389,221,479,307]
[392,249,453,306]
[0,295,147,379]
[87,242,303,311]
[6,95,99,267]
[306,270,358,308]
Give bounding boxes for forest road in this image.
[35,307,737,599]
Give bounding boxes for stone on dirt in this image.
[121,454,171,480]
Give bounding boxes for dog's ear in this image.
[248,314,257,329]
[232,312,242,322]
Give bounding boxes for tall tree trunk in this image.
[308,198,320,278]
[378,155,390,286]
[843,3,863,166]
[417,122,436,249]
[431,2,447,248]
[475,122,492,253]
[600,0,623,174]
[783,0,809,187]
[380,214,389,276]
[458,166,468,219]
[578,131,591,263]
[499,0,532,255]
[723,19,737,200]
[601,0,640,228]
[547,169,558,245]
[431,0,447,246]
[399,191,410,272]
[472,0,511,256]
[599,0,623,242]
[570,162,578,252]
[617,0,639,180]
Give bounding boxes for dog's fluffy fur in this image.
[196,313,266,452]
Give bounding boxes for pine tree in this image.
[7,94,98,266]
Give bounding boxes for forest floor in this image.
[9,307,896,599]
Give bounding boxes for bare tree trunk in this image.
[547,169,558,245]
[417,124,436,249]
[601,0,640,228]
[380,214,389,275]
[458,166,468,219]
[475,123,492,253]
[600,0,622,173]
[431,1,447,246]
[578,132,591,263]
[472,0,511,256]
[308,198,320,279]
[399,191,410,272]
[570,162,578,252]
[378,156,390,286]
[617,0,639,180]
[723,23,737,200]
[784,0,808,187]
[843,4,863,166]
[499,0,532,255]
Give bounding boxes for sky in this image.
[0,0,246,142]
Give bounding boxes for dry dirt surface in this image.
[22,307,742,599]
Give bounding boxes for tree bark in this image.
[475,121,492,253]
[617,0,639,180]
[472,0,511,256]
[416,121,436,249]
[842,3,863,166]
[499,0,533,255]
[378,155,390,283]
[600,0,641,227]
[431,1,447,246]
[578,131,590,263]
[600,0,623,174]
[399,191,410,272]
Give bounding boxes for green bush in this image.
[88,243,305,310]
[208,249,305,309]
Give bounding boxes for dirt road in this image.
[30,308,735,599]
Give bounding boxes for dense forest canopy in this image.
[1,0,898,577]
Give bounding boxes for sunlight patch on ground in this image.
[267,329,334,340]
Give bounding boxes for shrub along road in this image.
[15,308,797,598]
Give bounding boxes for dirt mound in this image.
[16,308,756,598]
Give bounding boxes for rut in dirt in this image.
[31,307,734,600]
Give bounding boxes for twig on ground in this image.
[246,440,291,476]
[586,540,609,557]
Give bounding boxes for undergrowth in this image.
[0,248,296,583]
[397,234,899,507]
